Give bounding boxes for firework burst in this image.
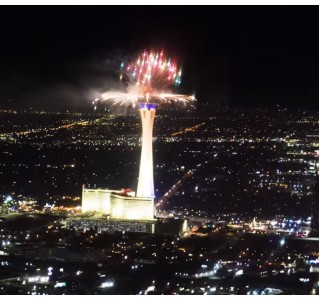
[96,50,196,107]
[124,50,181,89]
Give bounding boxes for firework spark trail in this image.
[95,50,196,108]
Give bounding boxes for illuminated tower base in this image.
[137,103,156,198]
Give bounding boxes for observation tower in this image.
[136,102,156,198]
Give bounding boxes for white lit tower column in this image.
[136,102,156,198]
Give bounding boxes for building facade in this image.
[81,186,155,221]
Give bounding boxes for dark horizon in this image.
[1,6,319,110]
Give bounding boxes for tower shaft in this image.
[137,103,156,198]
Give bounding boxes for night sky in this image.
[0,6,319,110]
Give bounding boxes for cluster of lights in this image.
[28,276,49,283]
[101,281,114,288]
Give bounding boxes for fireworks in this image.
[96,50,196,107]
[123,50,182,89]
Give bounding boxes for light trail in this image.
[156,169,194,209]
[171,122,206,137]
[157,153,219,211]
[1,120,90,140]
